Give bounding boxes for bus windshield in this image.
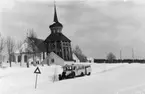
[63,66,73,71]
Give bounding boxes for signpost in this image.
[34,67,41,89]
[53,65,57,83]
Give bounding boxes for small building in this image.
[87,57,94,63]
[41,52,81,66]
[72,53,80,63]
[42,52,64,66]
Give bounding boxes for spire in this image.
[49,0,63,33]
[54,1,59,23]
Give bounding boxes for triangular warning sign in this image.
[34,67,41,74]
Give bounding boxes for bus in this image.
[58,64,91,80]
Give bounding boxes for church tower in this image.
[44,2,73,61]
[49,3,63,34]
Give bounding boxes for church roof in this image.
[37,42,46,52]
[28,37,43,45]
[44,33,71,42]
[49,22,63,28]
[28,37,46,52]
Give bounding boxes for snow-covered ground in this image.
[0,62,145,94]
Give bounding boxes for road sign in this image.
[34,67,41,89]
[34,67,41,74]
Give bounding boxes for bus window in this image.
[66,67,69,70]
[63,67,66,71]
[66,66,72,71]
[72,66,76,70]
[78,66,80,69]
[71,66,74,70]
[74,66,76,70]
[82,66,84,69]
[69,66,72,70]
[75,66,78,70]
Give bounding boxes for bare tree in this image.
[106,52,116,63]
[73,45,82,55]
[6,36,15,67]
[16,40,23,66]
[73,45,87,62]
[0,36,5,67]
[27,29,38,66]
[0,37,5,54]
[16,40,23,50]
[28,29,37,38]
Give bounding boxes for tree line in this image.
[0,29,37,67]
[0,33,15,67]
[94,59,145,63]
[94,52,145,63]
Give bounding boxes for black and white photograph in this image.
[1,0,145,94]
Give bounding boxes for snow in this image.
[0,62,145,94]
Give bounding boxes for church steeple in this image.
[54,2,58,23]
[45,1,73,61]
[49,1,63,34]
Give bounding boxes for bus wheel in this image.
[59,75,62,80]
[71,72,75,78]
[81,72,84,76]
[62,72,66,79]
[87,72,91,76]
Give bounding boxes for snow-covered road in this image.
[0,63,145,94]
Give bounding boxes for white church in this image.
[12,2,93,67]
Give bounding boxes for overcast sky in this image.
[1,0,145,59]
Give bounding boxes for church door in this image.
[18,55,21,63]
[24,55,27,63]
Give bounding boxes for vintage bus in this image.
[58,64,91,80]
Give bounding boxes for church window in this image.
[52,43,55,48]
[53,29,55,33]
[57,52,60,56]
[57,29,59,33]
[66,43,68,46]
[51,59,54,63]
[51,43,55,49]
[64,42,66,46]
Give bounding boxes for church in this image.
[44,3,73,61]
[14,3,78,66]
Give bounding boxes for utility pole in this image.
[120,49,122,63]
[132,48,134,63]
[53,65,57,83]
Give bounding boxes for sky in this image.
[1,0,145,59]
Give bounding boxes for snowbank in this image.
[0,63,145,94]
